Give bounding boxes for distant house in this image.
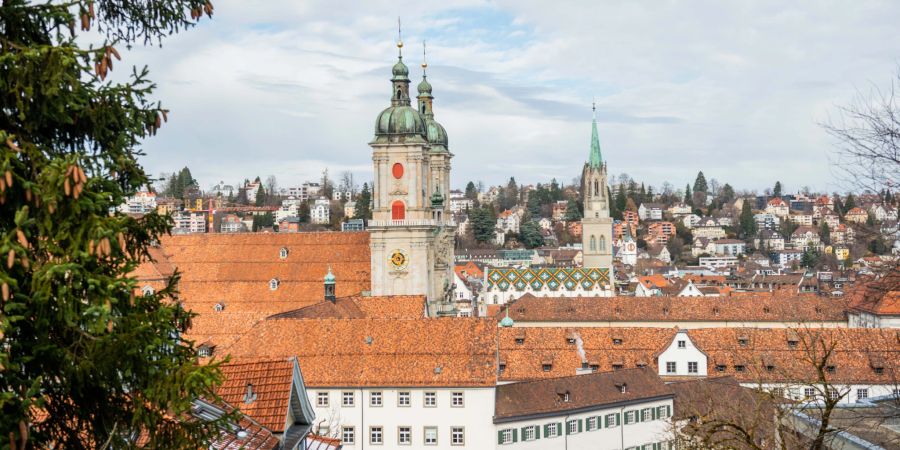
[753,213,780,230]
[765,198,790,217]
[538,217,553,230]
[551,200,569,221]
[341,218,365,232]
[497,210,521,234]
[311,198,331,224]
[278,217,301,233]
[646,245,672,264]
[771,249,803,267]
[668,202,693,217]
[691,237,716,257]
[791,226,822,251]
[638,203,665,221]
[714,239,746,256]
[622,210,640,227]
[845,207,869,224]
[343,201,356,218]
[692,224,726,240]
[220,213,245,233]
[682,214,701,229]
[870,204,898,222]
[789,213,813,226]
[755,229,785,251]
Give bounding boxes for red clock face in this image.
[392,163,404,179]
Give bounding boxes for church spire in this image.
[589,101,603,168]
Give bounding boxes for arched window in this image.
[594,181,599,196]
[391,201,406,220]
[279,247,289,259]
[599,236,607,251]
[396,88,402,99]
[269,278,279,291]
[590,235,596,251]
[142,285,154,296]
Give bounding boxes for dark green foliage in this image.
[684,184,693,205]
[0,1,230,448]
[499,177,519,210]
[693,171,708,193]
[464,181,477,200]
[820,222,830,245]
[608,186,620,220]
[801,249,820,268]
[614,186,627,216]
[298,200,310,223]
[843,193,856,212]
[470,206,496,243]
[518,220,544,249]
[720,183,735,203]
[254,183,266,206]
[564,199,581,221]
[832,194,844,216]
[163,167,198,199]
[739,200,757,237]
[868,237,888,254]
[773,181,782,198]
[353,183,372,220]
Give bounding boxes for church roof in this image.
[588,105,603,168]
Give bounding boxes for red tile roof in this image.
[847,272,900,316]
[268,295,425,320]
[217,358,296,432]
[224,318,497,387]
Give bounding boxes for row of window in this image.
[665,361,700,374]
[342,425,464,446]
[316,391,465,408]
[499,406,671,444]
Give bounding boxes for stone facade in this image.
[581,106,614,272]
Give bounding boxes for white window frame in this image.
[524,425,537,441]
[567,420,579,434]
[369,426,383,445]
[451,427,464,446]
[657,405,669,418]
[398,391,411,407]
[398,426,412,445]
[316,392,329,407]
[857,388,868,400]
[547,423,560,438]
[677,340,686,348]
[342,391,355,407]
[269,278,279,290]
[451,391,464,407]
[370,391,383,407]
[586,416,599,431]
[642,408,652,421]
[804,387,816,399]
[666,361,676,373]
[606,413,619,427]
[424,426,438,446]
[688,361,698,374]
[424,391,437,407]
[342,426,355,445]
[500,429,513,444]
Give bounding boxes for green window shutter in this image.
[653,443,660,450]
[565,421,571,435]
[544,424,550,437]
[512,428,518,443]
[604,415,610,427]
[667,405,672,418]
[535,425,541,439]
[653,407,659,420]
[578,419,583,432]
[616,412,621,426]
[497,430,504,444]
[624,411,631,425]
[521,427,527,440]
[557,422,563,435]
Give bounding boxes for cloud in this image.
[114,0,900,194]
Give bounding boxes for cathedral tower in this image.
[369,36,454,315]
[581,104,614,270]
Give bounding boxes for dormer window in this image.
[612,333,624,345]
[142,285,154,296]
[198,346,213,357]
[826,365,836,373]
[565,330,577,345]
[738,336,749,347]
[557,391,570,402]
[763,307,770,314]
[677,340,686,349]
[734,365,745,372]
[715,364,726,372]
[541,356,553,372]
[498,361,506,374]
[269,278,279,290]
[279,247,289,259]
[214,302,225,312]
[617,383,628,394]
[713,307,720,316]
[515,330,526,345]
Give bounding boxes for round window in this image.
[392,163,404,179]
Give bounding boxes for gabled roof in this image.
[494,368,671,422]
[217,358,306,433]
[267,295,425,320]
[848,272,900,316]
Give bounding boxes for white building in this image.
[275,203,300,222]
[497,210,521,234]
[698,255,738,269]
[638,203,664,221]
[285,181,322,201]
[171,210,207,234]
[311,198,331,224]
[772,249,804,267]
[494,368,674,450]
[714,239,746,256]
[668,203,692,217]
[119,191,157,214]
[449,190,475,213]
[682,214,701,229]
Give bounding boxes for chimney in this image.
[324,266,336,302]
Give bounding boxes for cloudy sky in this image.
[121,0,900,194]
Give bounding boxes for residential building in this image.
[497,210,521,234]
[119,191,157,214]
[691,225,726,240]
[552,201,569,221]
[645,245,671,264]
[667,203,692,217]
[765,198,789,217]
[789,213,813,226]
[714,239,746,256]
[172,210,207,234]
[870,204,898,222]
[207,181,236,198]
[285,182,322,202]
[332,189,353,201]
[845,207,869,224]
[638,203,664,221]
[341,219,365,232]
[343,201,357,218]
[682,214,701,229]
[790,226,822,251]
[449,190,474,213]
[275,202,300,222]
[691,237,716,257]
[538,217,553,231]
[755,230,785,251]
[220,213,246,233]
[311,198,331,225]
[698,256,738,269]
[647,222,676,244]
[754,213,780,230]
[278,217,301,233]
[771,249,803,267]
[622,210,640,228]
[847,276,900,328]
[493,368,674,449]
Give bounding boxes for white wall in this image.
[657,331,708,377]
[308,386,495,449]
[494,398,674,450]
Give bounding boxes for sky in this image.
[117,0,900,194]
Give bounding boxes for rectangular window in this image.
[586,416,599,431]
[398,391,411,407]
[342,427,355,445]
[523,425,536,441]
[370,391,383,407]
[772,388,784,398]
[827,388,839,400]
[677,340,686,348]
[451,427,464,446]
[657,405,668,419]
[424,392,437,407]
[370,426,383,445]
[625,410,637,424]
[688,362,698,374]
[567,420,578,434]
[804,387,816,399]
[424,426,438,445]
[666,362,676,373]
[500,429,512,444]
[398,426,411,445]
[857,388,868,400]
[451,391,464,407]
[605,413,619,428]
[642,408,652,421]
[342,391,355,407]
[546,423,560,438]
[316,392,329,407]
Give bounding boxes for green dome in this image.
[499,313,514,327]
[375,105,426,136]
[425,118,448,148]
[324,268,335,284]
[392,58,409,81]
[417,77,432,95]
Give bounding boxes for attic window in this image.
[713,307,720,316]
[663,307,670,316]
[616,383,628,394]
[715,364,726,372]
[589,363,600,372]
[815,307,822,314]
[557,390,570,402]
[826,365,836,373]
[874,367,884,375]
[142,285,154,296]
[515,330,526,345]
[498,361,506,374]
[198,346,213,357]
[565,330,577,344]
[734,365,745,372]
[612,333,624,345]
[738,336,749,347]
[787,339,798,349]
[279,247,289,259]
[269,278,280,290]
[214,302,225,312]
[763,307,770,314]
[636,359,648,368]
[541,357,553,372]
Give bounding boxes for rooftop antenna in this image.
[397,17,403,58]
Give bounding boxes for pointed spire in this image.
[589,100,603,168]
[397,17,403,58]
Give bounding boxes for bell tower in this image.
[582,103,614,270]
[368,29,454,315]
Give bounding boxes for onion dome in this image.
[425,118,448,148]
[417,76,432,96]
[375,105,426,136]
[500,308,514,327]
[392,58,410,81]
[324,266,335,284]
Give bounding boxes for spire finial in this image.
[421,40,428,75]
[592,97,596,120]
[396,17,403,58]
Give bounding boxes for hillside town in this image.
[4,2,900,450]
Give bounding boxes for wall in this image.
[656,331,707,377]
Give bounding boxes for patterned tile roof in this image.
[486,267,610,291]
[494,368,672,421]
[224,318,497,387]
[499,293,848,323]
[217,358,296,432]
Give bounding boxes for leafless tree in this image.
[264,175,278,197]
[823,69,900,194]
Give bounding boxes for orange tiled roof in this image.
[848,272,900,316]
[638,274,669,289]
[499,327,898,385]
[217,358,296,432]
[267,295,425,320]
[224,318,497,387]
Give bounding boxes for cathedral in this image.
[581,104,614,270]
[367,38,455,316]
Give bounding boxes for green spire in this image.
[589,102,603,168]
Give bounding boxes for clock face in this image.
[390,249,408,270]
[627,243,635,251]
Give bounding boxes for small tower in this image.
[582,102,614,271]
[324,266,336,302]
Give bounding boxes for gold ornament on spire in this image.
[422,40,428,69]
[396,17,403,56]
